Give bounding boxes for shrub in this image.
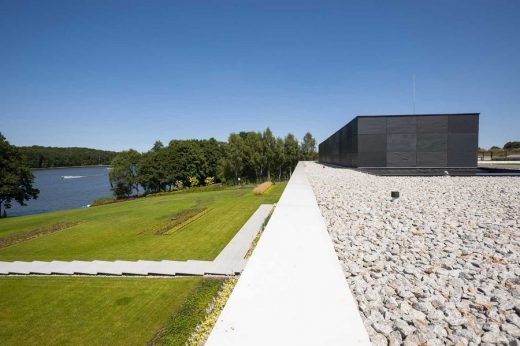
[188,176,199,187]
[204,176,214,186]
[253,181,273,195]
[175,180,184,190]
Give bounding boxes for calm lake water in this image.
[8,166,113,217]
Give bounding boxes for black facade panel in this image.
[338,126,349,166]
[387,152,417,167]
[387,134,417,152]
[351,127,358,153]
[417,133,448,152]
[448,151,477,167]
[417,116,448,133]
[351,152,358,167]
[358,134,387,153]
[417,152,448,167]
[331,134,340,163]
[319,113,478,168]
[352,118,358,136]
[357,151,386,167]
[358,117,387,134]
[449,115,479,133]
[387,116,417,134]
[448,133,478,152]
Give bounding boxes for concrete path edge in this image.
[206,162,371,345]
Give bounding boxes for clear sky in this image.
[1,0,519,151]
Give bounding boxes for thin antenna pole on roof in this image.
[412,74,416,114]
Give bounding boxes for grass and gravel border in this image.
[150,278,226,346]
[186,277,239,346]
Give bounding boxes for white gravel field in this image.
[304,162,520,345]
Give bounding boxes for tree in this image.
[226,133,245,182]
[300,132,317,161]
[263,128,276,181]
[243,132,265,182]
[151,140,164,152]
[166,140,206,186]
[199,138,225,180]
[138,151,165,194]
[274,137,286,181]
[0,133,39,217]
[284,133,300,177]
[504,141,520,150]
[109,150,141,198]
[111,181,133,198]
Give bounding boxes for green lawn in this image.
[0,184,285,261]
[0,276,223,346]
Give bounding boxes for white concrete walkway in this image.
[206,162,370,345]
[0,204,273,276]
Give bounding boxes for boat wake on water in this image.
[61,175,86,179]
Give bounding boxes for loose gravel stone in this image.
[373,321,394,335]
[394,319,415,336]
[502,323,520,338]
[403,333,422,346]
[371,333,388,346]
[387,331,402,346]
[481,330,509,343]
[305,162,520,345]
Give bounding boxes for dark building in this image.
[319,113,479,168]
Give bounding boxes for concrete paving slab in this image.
[206,162,371,346]
[0,262,16,275]
[72,261,100,275]
[28,261,54,274]
[47,261,76,275]
[179,260,211,275]
[92,261,123,275]
[214,204,273,263]
[6,261,32,274]
[135,260,164,275]
[114,260,149,275]
[146,261,179,276]
[204,262,234,276]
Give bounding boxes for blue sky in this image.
[1,0,519,151]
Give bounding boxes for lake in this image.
[8,166,113,217]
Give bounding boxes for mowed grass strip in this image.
[0,183,286,261]
[0,276,219,346]
[0,221,82,249]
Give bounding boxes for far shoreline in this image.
[32,165,112,170]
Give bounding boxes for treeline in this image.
[109,129,317,198]
[17,146,118,168]
[503,141,520,150]
[481,141,520,151]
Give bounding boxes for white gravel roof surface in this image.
[305,162,520,345]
